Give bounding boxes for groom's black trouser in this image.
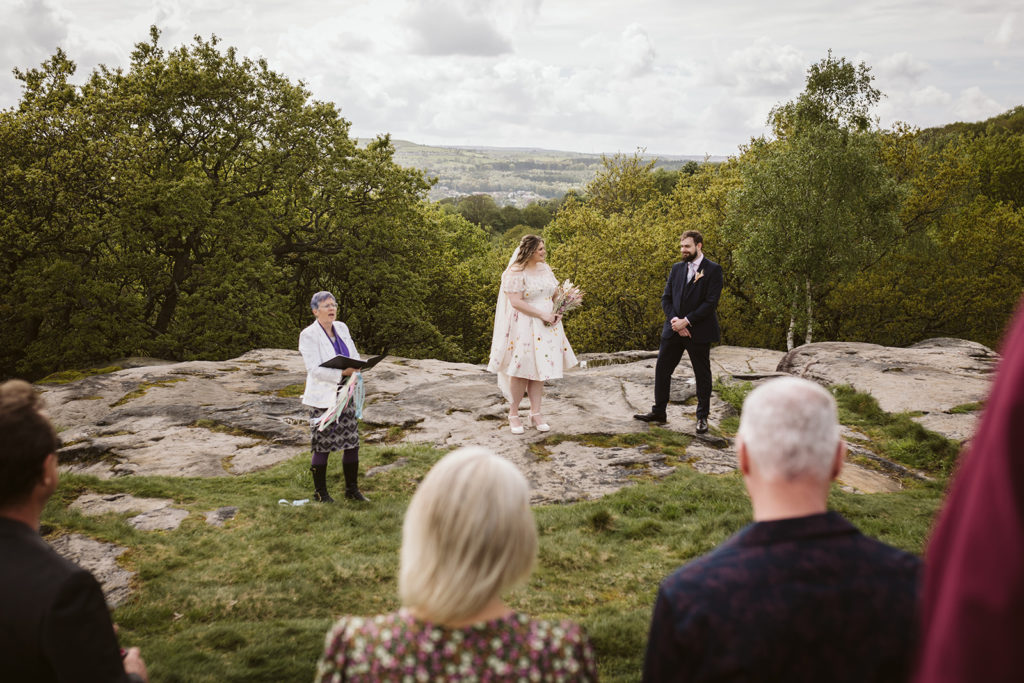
[653,334,712,420]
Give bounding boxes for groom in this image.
[635,230,723,433]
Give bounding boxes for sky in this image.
[1,0,1021,157]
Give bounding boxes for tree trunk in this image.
[787,315,795,350]
[804,278,814,345]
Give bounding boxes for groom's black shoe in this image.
[696,418,709,434]
[634,411,667,424]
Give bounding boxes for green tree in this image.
[725,54,900,349]
[831,121,1024,348]
[0,49,147,377]
[547,154,676,352]
[418,205,502,362]
[456,194,502,229]
[520,203,552,230]
[495,204,523,233]
[0,29,448,378]
[584,153,659,216]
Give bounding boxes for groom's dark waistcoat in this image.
[643,511,921,683]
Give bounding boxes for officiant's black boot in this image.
[310,465,335,503]
[343,462,369,502]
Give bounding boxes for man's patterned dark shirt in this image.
[643,511,921,682]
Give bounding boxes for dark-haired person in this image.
[635,230,723,434]
[299,291,368,502]
[487,234,577,433]
[0,379,149,683]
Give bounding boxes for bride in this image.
[487,235,578,434]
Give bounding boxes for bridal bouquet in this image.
[546,279,584,325]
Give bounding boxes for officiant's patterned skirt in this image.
[309,402,359,452]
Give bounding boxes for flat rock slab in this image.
[687,442,738,475]
[41,341,992,501]
[524,443,675,504]
[128,507,191,531]
[71,492,190,530]
[839,462,904,494]
[48,534,134,608]
[45,349,310,479]
[778,338,993,442]
[71,492,174,517]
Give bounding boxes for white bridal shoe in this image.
[509,414,525,435]
[530,413,550,431]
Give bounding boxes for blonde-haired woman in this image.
[315,447,598,681]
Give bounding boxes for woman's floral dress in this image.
[491,264,577,382]
[315,610,598,682]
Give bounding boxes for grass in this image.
[43,412,950,682]
[274,384,305,398]
[831,385,962,475]
[38,365,123,384]
[713,378,754,413]
[111,378,188,407]
[719,416,740,435]
[536,428,692,463]
[947,401,984,414]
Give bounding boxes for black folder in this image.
[319,354,387,371]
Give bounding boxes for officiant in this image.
[298,291,369,503]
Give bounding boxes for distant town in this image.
[361,139,726,206]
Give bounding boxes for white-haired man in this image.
[643,377,921,682]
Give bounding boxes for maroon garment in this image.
[914,301,1024,682]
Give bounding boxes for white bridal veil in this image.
[487,246,520,401]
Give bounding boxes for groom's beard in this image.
[683,252,698,262]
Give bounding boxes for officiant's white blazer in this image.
[298,320,360,409]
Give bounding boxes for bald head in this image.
[737,377,840,482]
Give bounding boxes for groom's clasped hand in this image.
[669,316,691,337]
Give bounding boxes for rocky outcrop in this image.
[43,340,995,604]
[47,534,134,608]
[42,341,993,504]
[70,492,191,530]
[46,349,310,479]
[777,338,995,443]
[43,347,784,502]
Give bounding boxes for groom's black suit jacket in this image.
[660,258,723,343]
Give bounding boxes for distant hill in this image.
[360,139,727,206]
[917,105,1024,145]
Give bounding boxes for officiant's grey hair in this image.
[310,291,336,312]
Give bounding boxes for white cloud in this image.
[0,0,69,67]
[910,85,953,107]
[712,38,806,97]
[617,24,656,77]
[989,13,1015,47]
[952,86,1005,121]
[876,51,929,82]
[403,0,513,56]
[1,0,1022,154]
[0,0,71,103]
[151,0,189,38]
